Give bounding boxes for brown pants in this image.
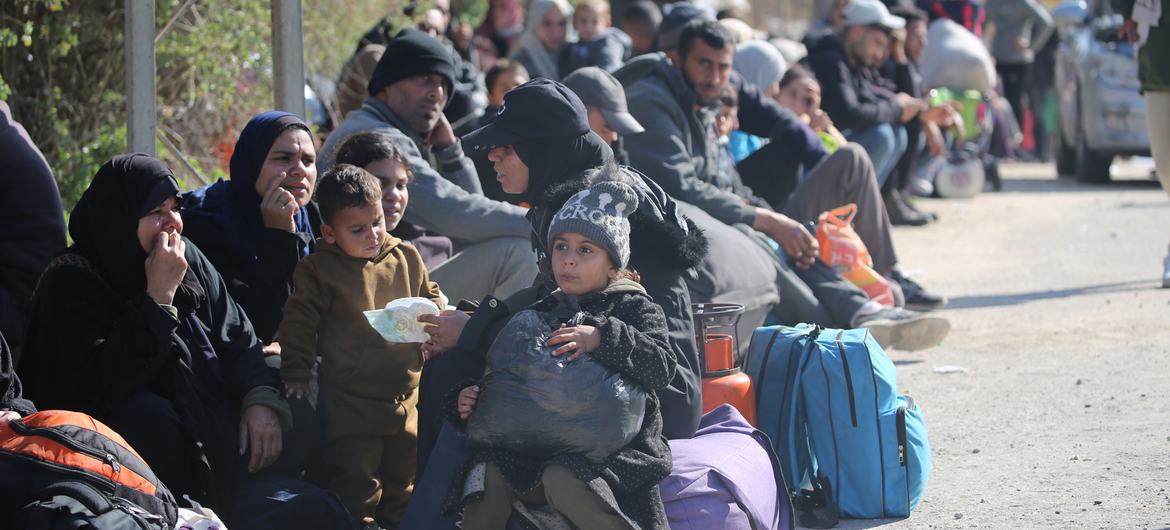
[323,408,417,527]
[462,463,630,530]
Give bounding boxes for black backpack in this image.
[0,411,179,530]
[13,481,171,530]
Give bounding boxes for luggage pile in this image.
[696,319,933,527]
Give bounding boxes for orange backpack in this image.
[815,204,895,307]
[0,410,179,527]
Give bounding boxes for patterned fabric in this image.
[547,181,639,268]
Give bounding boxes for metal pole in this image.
[125,0,156,155]
[271,0,306,118]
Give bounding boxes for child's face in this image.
[716,104,739,138]
[573,4,608,41]
[777,78,822,117]
[488,70,529,109]
[364,158,410,232]
[551,233,617,296]
[322,203,386,259]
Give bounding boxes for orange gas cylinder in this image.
[700,369,756,425]
[702,333,736,372]
[692,303,757,426]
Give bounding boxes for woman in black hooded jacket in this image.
[416,79,707,476]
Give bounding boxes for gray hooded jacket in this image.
[615,54,758,227]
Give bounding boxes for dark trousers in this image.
[997,62,1031,149]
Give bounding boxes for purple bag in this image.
[662,405,795,530]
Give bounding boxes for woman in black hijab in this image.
[181,111,321,345]
[19,154,290,515]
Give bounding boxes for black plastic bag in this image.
[467,309,646,463]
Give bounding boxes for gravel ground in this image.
[807,162,1170,530]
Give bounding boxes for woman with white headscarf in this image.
[510,0,573,80]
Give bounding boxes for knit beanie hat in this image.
[367,28,457,100]
[548,181,640,268]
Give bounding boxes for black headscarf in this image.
[227,111,315,253]
[69,154,182,299]
[514,131,614,206]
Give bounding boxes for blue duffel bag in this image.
[745,324,930,520]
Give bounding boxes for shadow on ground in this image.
[946,279,1157,310]
[798,518,907,530]
[995,176,1161,194]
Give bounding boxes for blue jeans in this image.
[848,123,908,188]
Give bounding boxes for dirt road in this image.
[825,163,1170,529]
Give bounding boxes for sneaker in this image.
[857,307,951,352]
[892,270,947,312]
[1163,253,1170,289]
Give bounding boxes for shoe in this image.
[892,270,947,311]
[900,190,939,222]
[857,307,951,352]
[884,191,932,226]
[1163,254,1170,288]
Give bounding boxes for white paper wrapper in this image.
[363,297,440,343]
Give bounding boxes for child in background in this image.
[279,164,443,530]
[559,0,632,75]
[776,64,848,152]
[718,87,774,209]
[482,59,531,128]
[451,179,676,530]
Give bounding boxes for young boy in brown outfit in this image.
[279,162,442,530]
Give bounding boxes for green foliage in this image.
[1,0,399,211]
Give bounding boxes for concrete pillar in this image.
[271,0,306,118]
[125,0,156,155]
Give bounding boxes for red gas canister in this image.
[692,303,756,425]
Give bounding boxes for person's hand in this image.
[1013,36,1030,51]
[0,410,20,428]
[546,324,601,362]
[284,381,309,400]
[259,173,299,232]
[924,121,946,157]
[891,27,908,64]
[239,404,283,473]
[426,113,458,150]
[895,93,926,123]
[1119,19,1139,43]
[262,342,282,356]
[419,310,471,358]
[145,230,188,306]
[457,385,480,420]
[808,109,834,133]
[753,209,819,269]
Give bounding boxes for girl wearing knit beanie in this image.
[450,181,676,529]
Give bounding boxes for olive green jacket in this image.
[1112,0,1170,91]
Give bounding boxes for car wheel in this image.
[1074,122,1112,183]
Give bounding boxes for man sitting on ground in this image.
[319,28,538,304]
[806,0,926,189]
[617,19,949,348]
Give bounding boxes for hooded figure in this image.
[734,40,789,96]
[19,154,289,514]
[181,112,322,344]
[510,0,574,80]
[418,80,706,473]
